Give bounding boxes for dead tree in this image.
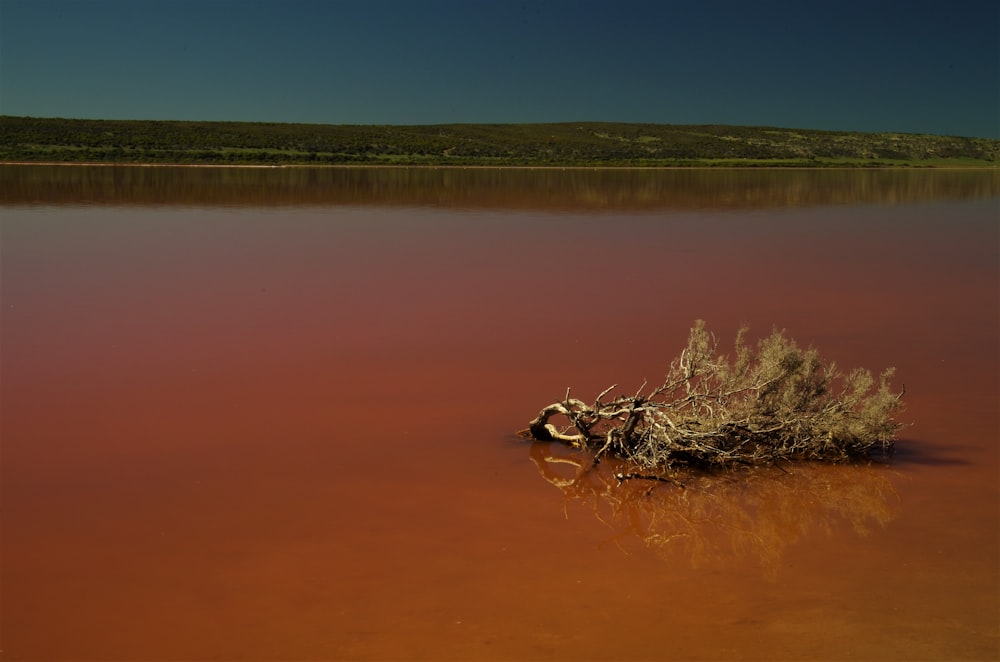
[524,321,904,471]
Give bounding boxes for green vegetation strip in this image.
[2,116,997,167]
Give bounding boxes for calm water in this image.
[2,166,998,660]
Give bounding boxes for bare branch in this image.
[524,321,904,471]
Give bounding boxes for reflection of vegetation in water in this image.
[529,442,898,576]
[2,164,998,209]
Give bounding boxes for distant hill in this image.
[1,116,997,167]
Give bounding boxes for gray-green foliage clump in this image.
[526,321,904,470]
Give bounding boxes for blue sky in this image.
[1,0,997,137]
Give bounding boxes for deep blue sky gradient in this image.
[2,0,998,137]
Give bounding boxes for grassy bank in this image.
[2,116,997,167]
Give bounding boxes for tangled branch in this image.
[524,321,904,470]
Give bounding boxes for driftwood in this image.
[524,321,904,471]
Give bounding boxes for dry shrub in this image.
[525,320,904,471]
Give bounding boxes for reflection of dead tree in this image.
[525,321,904,471]
[529,442,899,575]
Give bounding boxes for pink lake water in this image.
[2,166,998,660]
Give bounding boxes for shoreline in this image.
[2,161,997,171]
[6,117,995,170]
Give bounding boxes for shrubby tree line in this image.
[2,116,997,166]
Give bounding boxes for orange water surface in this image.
[2,166,998,660]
